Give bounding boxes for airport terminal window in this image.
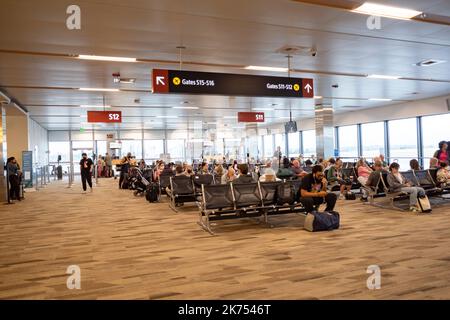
[121,140,142,159]
[302,130,316,158]
[288,131,300,157]
[388,118,418,169]
[257,136,263,159]
[338,125,358,159]
[167,139,185,162]
[246,136,259,161]
[263,135,273,158]
[72,141,94,149]
[422,113,450,168]
[48,141,70,163]
[224,139,242,160]
[361,122,385,159]
[96,140,107,157]
[144,140,164,160]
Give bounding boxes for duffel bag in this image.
[304,211,340,232]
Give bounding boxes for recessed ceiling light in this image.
[80,105,111,108]
[313,96,323,99]
[79,88,120,92]
[173,106,199,110]
[369,98,393,101]
[156,115,179,118]
[224,116,236,119]
[351,2,422,20]
[244,66,289,72]
[77,55,137,62]
[252,108,272,111]
[367,74,401,79]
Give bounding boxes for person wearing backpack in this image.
[299,165,337,213]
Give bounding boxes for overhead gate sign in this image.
[152,69,314,98]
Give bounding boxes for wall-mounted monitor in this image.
[284,121,298,133]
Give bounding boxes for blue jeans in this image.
[400,186,426,207]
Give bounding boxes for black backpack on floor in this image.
[146,183,159,203]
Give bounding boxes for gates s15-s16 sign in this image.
[152,69,314,98]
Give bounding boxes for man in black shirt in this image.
[79,153,93,193]
[299,165,337,213]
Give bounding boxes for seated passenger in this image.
[299,165,337,213]
[409,159,421,171]
[184,165,194,177]
[221,168,236,184]
[357,159,373,202]
[234,164,255,184]
[304,159,313,167]
[324,158,335,171]
[387,163,427,213]
[436,162,450,186]
[379,154,389,168]
[259,167,281,182]
[199,162,209,174]
[327,158,352,200]
[290,160,307,178]
[214,164,224,177]
[429,157,439,169]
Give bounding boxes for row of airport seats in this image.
[363,168,450,210]
[198,181,305,235]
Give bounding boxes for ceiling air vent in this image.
[415,59,446,67]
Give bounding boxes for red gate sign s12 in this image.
[87,111,122,123]
[237,112,265,122]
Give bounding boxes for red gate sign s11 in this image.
[87,111,122,123]
[237,112,265,123]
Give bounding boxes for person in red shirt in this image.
[434,141,449,165]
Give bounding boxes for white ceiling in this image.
[0,0,449,131]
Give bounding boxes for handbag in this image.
[417,195,432,213]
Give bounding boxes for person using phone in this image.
[299,164,337,213]
[79,153,93,194]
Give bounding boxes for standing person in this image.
[104,153,112,177]
[433,141,449,165]
[6,157,21,201]
[97,156,103,178]
[299,165,337,213]
[79,153,93,193]
[119,152,132,189]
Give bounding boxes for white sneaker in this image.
[82,191,87,194]
[409,206,419,212]
[339,194,345,200]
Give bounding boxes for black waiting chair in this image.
[168,176,196,212]
[193,174,214,194]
